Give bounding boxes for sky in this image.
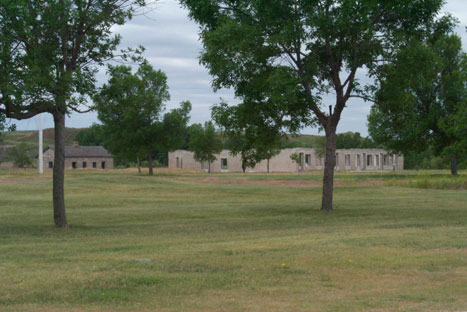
[14,0,467,137]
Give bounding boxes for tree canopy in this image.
[188,121,223,173]
[75,124,105,147]
[181,0,444,210]
[212,101,282,172]
[368,20,467,175]
[95,62,191,175]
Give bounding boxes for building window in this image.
[72,162,77,169]
[221,158,228,169]
[383,155,392,166]
[83,162,87,168]
[345,154,351,166]
[305,154,311,166]
[101,161,106,169]
[176,157,180,168]
[367,155,373,166]
[48,162,53,169]
[375,155,380,167]
[93,162,97,168]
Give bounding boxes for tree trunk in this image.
[450,151,458,176]
[148,152,153,175]
[137,157,142,174]
[321,127,337,212]
[267,158,270,173]
[208,161,211,173]
[52,111,68,228]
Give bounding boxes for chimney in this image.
[72,141,79,148]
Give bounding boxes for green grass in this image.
[0,168,466,311]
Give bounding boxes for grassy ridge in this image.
[1,128,82,147]
[0,169,466,311]
[0,128,83,163]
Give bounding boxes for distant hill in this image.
[0,128,83,162]
[280,134,320,148]
[1,128,82,147]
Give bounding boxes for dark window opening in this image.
[48,162,53,169]
[72,162,77,169]
[305,154,311,166]
[221,158,228,169]
[101,161,106,169]
[93,162,97,168]
[83,162,87,168]
[345,155,351,166]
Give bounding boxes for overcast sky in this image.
[14,0,467,136]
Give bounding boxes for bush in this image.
[8,143,33,168]
[385,174,467,190]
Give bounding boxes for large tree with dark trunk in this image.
[368,22,467,176]
[0,0,148,227]
[180,0,443,211]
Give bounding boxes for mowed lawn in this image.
[0,169,466,312]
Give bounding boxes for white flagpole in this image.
[38,114,43,174]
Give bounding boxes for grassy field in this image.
[0,168,466,311]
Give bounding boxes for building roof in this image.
[43,146,113,158]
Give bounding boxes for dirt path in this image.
[0,177,49,184]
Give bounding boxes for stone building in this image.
[40,142,114,170]
[168,148,403,173]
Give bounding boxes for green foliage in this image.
[0,114,15,143]
[0,0,147,119]
[181,0,443,135]
[289,153,301,165]
[368,23,466,172]
[96,62,170,161]
[313,136,327,159]
[188,121,223,170]
[336,132,378,149]
[8,143,33,168]
[95,62,191,168]
[75,124,105,146]
[212,101,281,168]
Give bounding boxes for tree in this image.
[212,101,282,172]
[0,0,147,227]
[75,124,105,147]
[368,24,466,175]
[188,121,223,173]
[9,143,33,168]
[95,63,191,175]
[181,0,443,211]
[96,62,168,175]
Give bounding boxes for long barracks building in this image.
[168,148,403,173]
